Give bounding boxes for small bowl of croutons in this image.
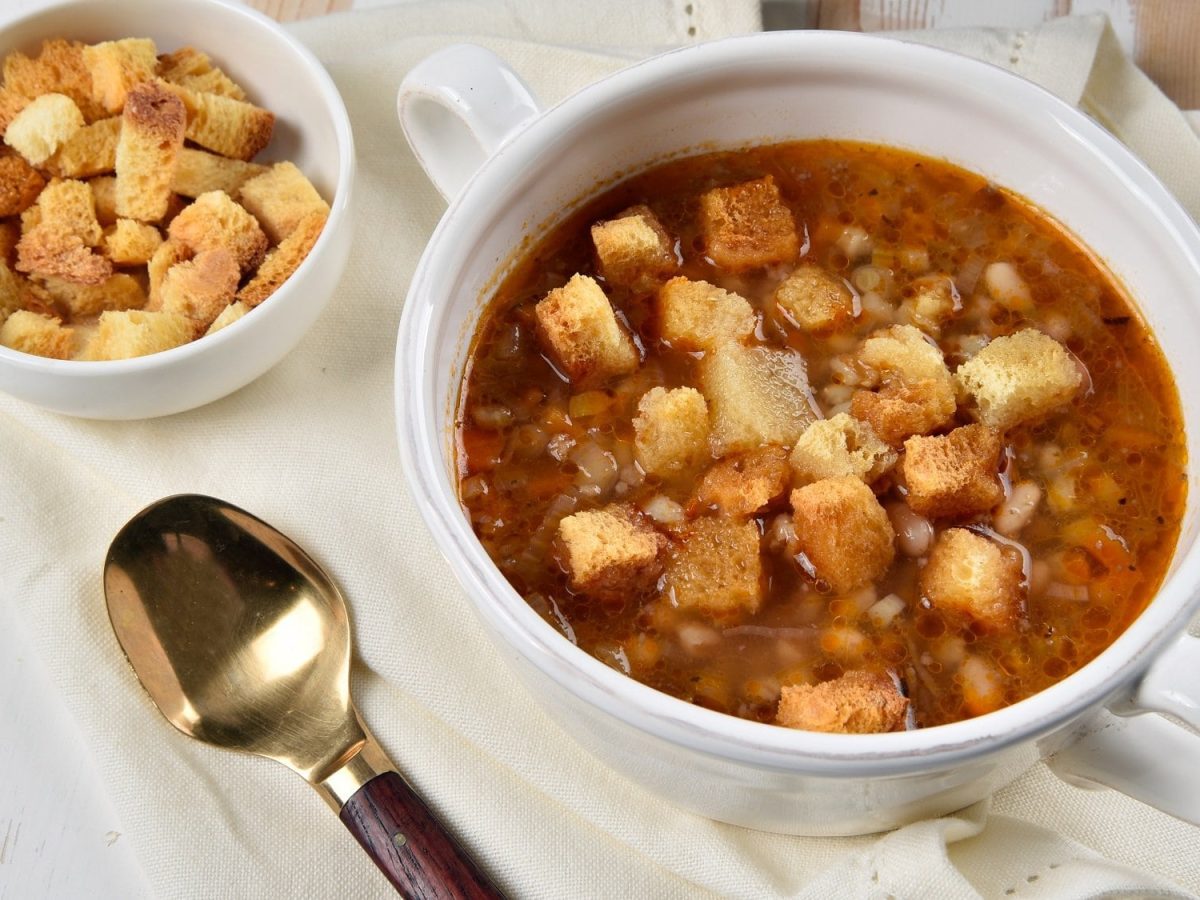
[0,0,353,418]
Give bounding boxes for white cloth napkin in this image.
[3,3,1198,898]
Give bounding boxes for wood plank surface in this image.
[245,0,353,22]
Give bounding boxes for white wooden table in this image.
[1,1,1196,898]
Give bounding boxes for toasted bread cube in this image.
[0,221,18,264]
[921,528,1023,629]
[776,670,908,733]
[171,85,274,161]
[632,386,710,478]
[0,153,45,216]
[899,274,959,335]
[664,516,762,617]
[556,504,664,602]
[205,300,249,336]
[168,190,267,273]
[790,413,896,485]
[695,445,791,517]
[534,273,638,388]
[146,239,190,306]
[851,379,956,447]
[1,40,106,129]
[955,329,1083,430]
[591,204,676,292]
[101,218,162,266]
[36,272,145,319]
[4,93,84,166]
[0,309,74,358]
[48,115,119,178]
[114,81,186,222]
[89,175,117,225]
[157,47,247,101]
[171,148,265,199]
[33,178,102,246]
[159,249,239,331]
[0,260,22,318]
[79,308,192,360]
[774,264,856,333]
[237,211,325,307]
[699,175,798,272]
[903,425,1004,519]
[791,477,895,594]
[16,178,111,285]
[699,342,817,456]
[858,324,951,386]
[657,276,754,351]
[82,39,157,114]
[237,161,330,244]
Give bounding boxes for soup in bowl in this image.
[395,33,1200,834]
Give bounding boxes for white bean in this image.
[867,593,906,628]
[984,261,1033,311]
[641,494,684,526]
[994,481,1042,536]
[677,621,721,656]
[887,503,935,557]
[837,225,873,261]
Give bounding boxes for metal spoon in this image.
[103,494,502,899]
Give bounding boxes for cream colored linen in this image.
[2,4,1198,898]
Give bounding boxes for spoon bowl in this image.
[104,494,501,898]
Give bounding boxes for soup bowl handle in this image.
[397,44,541,202]
[1047,630,1200,824]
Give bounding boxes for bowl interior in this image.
[401,32,1200,766]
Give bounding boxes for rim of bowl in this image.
[0,0,355,376]
[397,30,1200,776]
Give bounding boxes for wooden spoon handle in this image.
[339,771,504,899]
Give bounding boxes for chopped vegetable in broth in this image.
[456,140,1186,731]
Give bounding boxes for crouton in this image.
[36,272,145,319]
[955,329,1083,430]
[16,178,111,284]
[168,190,267,273]
[146,239,189,307]
[78,308,193,360]
[235,160,329,245]
[89,176,117,225]
[664,516,762,617]
[698,175,798,272]
[0,309,74,358]
[159,248,239,331]
[0,153,45,216]
[171,148,265,199]
[632,386,710,478]
[0,259,21,316]
[237,211,324,307]
[4,93,84,166]
[591,204,676,292]
[0,221,18,264]
[48,115,119,178]
[851,325,957,445]
[101,218,162,266]
[899,274,960,335]
[205,300,249,336]
[776,670,908,733]
[699,341,817,456]
[695,445,791,517]
[774,264,856,333]
[82,38,157,114]
[791,477,895,594]
[556,504,665,602]
[0,40,105,129]
[114,81,185,222]
[921,528,1023,629]
[156,47,247,101]
[534,273,638,388]
[790,413,896,485]
[657,276,754,351]
[903,425,1004,519]
[170,85,274,161]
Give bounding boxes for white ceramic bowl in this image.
[0,0,354,419]
[396,34,1200,834]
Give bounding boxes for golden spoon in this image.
[103,493,502,899]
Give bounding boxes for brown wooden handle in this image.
[339,771,503,899]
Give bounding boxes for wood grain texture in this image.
[339,772,504,900]
[809,0,1199,108]
[244,0,352,22]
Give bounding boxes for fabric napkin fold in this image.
[2,2,1198,898]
